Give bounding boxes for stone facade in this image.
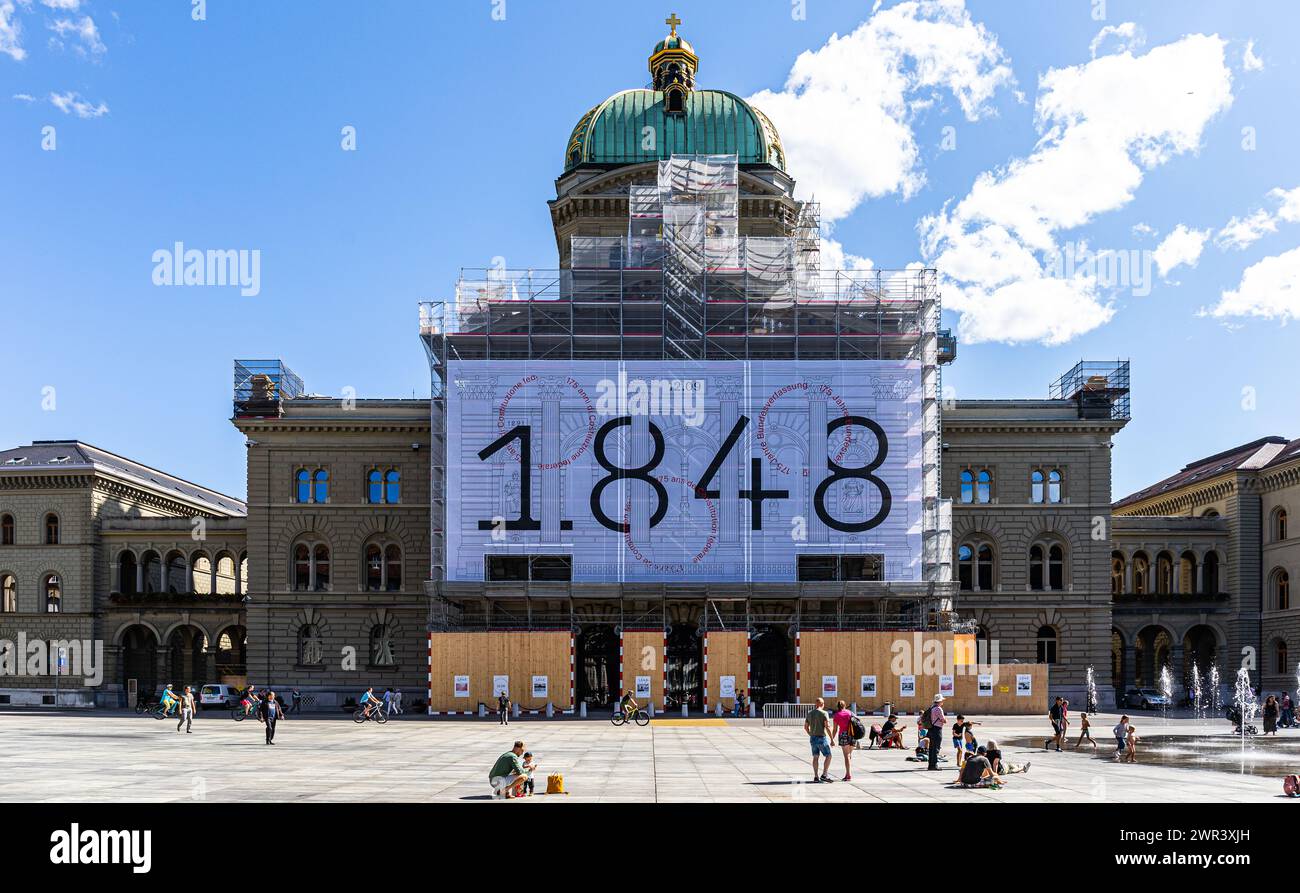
[942,399,1127,708]
[1112,436,1300,704]
[231,398,431,710]
[0,442,246,706]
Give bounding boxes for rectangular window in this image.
[485,555,572,582]
[797,555,884,582]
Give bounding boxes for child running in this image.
[1074,711,1097,751]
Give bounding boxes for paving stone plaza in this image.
[0,710,1285,804]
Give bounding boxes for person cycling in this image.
[159,683,178,717]
[619,689,639,720]
[241,685,261,717]
[359,687,380,719]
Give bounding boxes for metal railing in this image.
[761,702,817,727]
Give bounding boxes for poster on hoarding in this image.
[453,675,470,698]
[492,675,509,698]
[822,676,838,698]
[861,675,877,699]
[1016,674,1033,697]
[977,674,994,697]
[445,360,923,583]
[531,675,548,699]
[939,675,954,698]
[899,675,916,698]
[719,676,736,699]
[635,676,651,700]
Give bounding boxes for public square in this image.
[0,709,1287,804]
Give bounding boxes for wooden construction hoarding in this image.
[427,631,570,713]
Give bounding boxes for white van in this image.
[200,684,237,707]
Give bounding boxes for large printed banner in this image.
[445,360,922,583]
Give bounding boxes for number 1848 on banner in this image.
[445,360,923,583]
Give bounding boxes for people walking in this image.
[1074,711,1097,750]
[804,697,834,783]
[926,695,946,770]
[1112,714,1130,761]
[176,685,196,733]
[1264,695,1280,735]
[259,690,281,745]
[497,691,511,725]
[393,688,403,715]
[1046,696,1065,751]
[289,688,301,714]
[831,700,855,781]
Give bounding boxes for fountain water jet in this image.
[1085,666,1098,714]
[1190,661,1204,720]
[1209,665,1221,714]
[1159,665,1174,723]
[1234,667,1259,773]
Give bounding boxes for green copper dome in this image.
[564,88,786,172]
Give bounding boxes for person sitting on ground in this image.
[1112,715,1129,761]
[489,741,530,799]
[879,713,905,749]
[985,739,1029,775]
[957,745,1003,788]
[619,689,639,720]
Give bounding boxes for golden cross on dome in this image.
[665,13,681,35]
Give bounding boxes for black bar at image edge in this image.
[9,802,1278,879]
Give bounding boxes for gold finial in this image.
[665,12,681,36]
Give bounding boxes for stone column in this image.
[1196,556,1204,595]
[135,561,144,595]
[1125,559,1133,594]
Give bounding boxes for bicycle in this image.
[134,699,158,716]
[353,704,388,724]
[231,702,259,722]
[611,708,650,727]
[148,702,172,721]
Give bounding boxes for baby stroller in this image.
[1226,704,1258,736]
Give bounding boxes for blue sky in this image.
[1,0,1297,502]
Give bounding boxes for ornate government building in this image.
[1,19,1293,712]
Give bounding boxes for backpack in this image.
[850,714,867,741]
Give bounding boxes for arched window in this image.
[1155,552,1174,594]
[1203,551,1220,595]
[313,544,330,590]
[44,513,59,545]
[1047,469,1063,503]
[1274,508,1289,542]
[312,469,329,503]
[1179,551,1197,594]
[118,551,138,595]
[44,574,61,613]
[976,470,991,504]
[366,468,402,505]
[1030,541,1067,591]
[298,624,323,666]
[1276,640,1289,675]
[1133,553,1150,595]
[957,542,994,591]
[1272,569,1291,611]
[295,469,311,503]
[364,542,403,591]
[959,470,974,504]
[367,469,383,504]
[293,544,311,591]
[385,544,402,591]
[1,575,15,612]
[385,469,400,504]
[0,514,13,545]
[1030,470,1044,504]
[365,544,383,591]
[1036,626,1058,664]
[1110,552,1125,596]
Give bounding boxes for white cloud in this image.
[12,90,35,101]
[48,89,107,117]
[819,237,875,274]
[748,0,1014,223]
[1153,224,1209,277]
[1214,186,1300,249]
[1131,222,1157,239]
[1208,244,1300,321]
[0,1,25,61]
[1243,39,1264,72]
[1090,22,1145,59]
[1216,208,1276,250]
[920,33,1233,345]
[48,13,103,56]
